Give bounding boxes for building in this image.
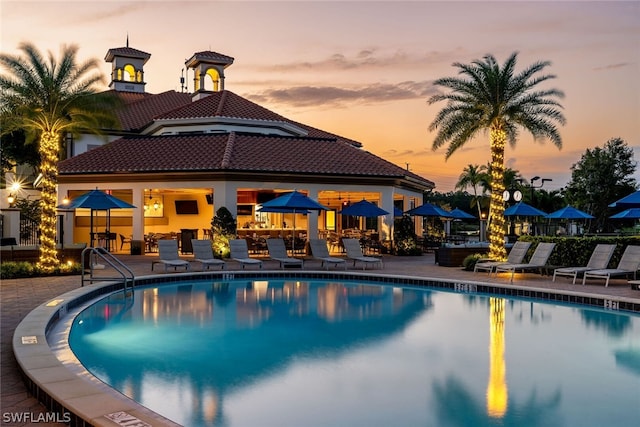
[57,42,434,251]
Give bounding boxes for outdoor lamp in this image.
[7,194,15,206]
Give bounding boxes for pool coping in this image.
[13,270,640,426]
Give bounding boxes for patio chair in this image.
[229,239,263,269]
[342,238,383,270]
[553,244,616,284]
[493,242,556,283]
[266,238,304,269]
[119,234,132,251]
[582,245,640,287]
[474,241,532,274]
[191,239,226,271]
[309,239,347,270]
[151,239,191,272]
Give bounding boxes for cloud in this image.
[246,80,437,108]
[252,48,468,73]
[593,62,634,71]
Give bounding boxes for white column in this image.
[1,208,20,243]
[306,188,319,239]
[380,188,395,242]
[131,187,144,241]
[212,182,238,217]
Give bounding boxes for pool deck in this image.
[2,251,639,426]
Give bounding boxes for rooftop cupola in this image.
[104,37,151,93]
[185,51,234,101]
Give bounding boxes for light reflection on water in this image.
[69,279,640,427]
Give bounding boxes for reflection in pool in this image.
[69,279,639,427]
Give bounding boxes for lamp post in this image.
[528,176,552,207]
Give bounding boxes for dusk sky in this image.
[2,1,638,192]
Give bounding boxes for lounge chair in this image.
[474,241,532,274]
[552,244,616,284]
[266,238,304,269]
[309,238,347,270]
[342,238,383,270]
[191,239,226,271]
[119,233,132,251]
[229,239,263,269]
[582,245,640,287]
[494,242,556,283]
[151,239,191,272]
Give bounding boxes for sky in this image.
[1,0,639,192]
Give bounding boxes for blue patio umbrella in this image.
[58,189,135,250]
[448,208,476,220]
[339,199,390,217]
[608,190,640,208]
[504,202,547,217]
[257,190,329,253]
[405,203,452,217]
[609,208,640,219]
[394,207,403,217]
[545,205,594,219]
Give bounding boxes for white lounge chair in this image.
[266,238,304,269]
[191,239,226,271]
[309,238,347,270]
[474,241,532,274]
[342,238,383,270]
[229,239,263,269]
[553,243,616,284]
[152,239,191,272]
[582,245,640,287]
[494,242,556,283]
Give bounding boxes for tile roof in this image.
[115,90,192,131]
[104,47,151,62]
[185,51,234,66]
[58,132,433,187]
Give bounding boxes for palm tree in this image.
[428,52,565,261]
[455,164,489,218]
[0,42,120,271]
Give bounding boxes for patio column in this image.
[306,188,319,239]
[380,189,395,242]
[212,182,238,217]
[131,188,144,242]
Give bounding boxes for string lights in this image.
[37,131,60,272]
[488,127,507,261]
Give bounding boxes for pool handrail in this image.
[80,246,135,291]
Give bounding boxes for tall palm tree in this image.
[428,52,565,261]
[455,164,489,219]
[0,42,120,271]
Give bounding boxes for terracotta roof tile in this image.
[186,51,234,65]
[59,132,433,187]
[104,47,151,62]
[116,90,192,131]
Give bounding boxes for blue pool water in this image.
[68,278,640,427]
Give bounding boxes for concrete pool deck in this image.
[2,251,639,426]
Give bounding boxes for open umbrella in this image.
[504,202,547,217]
[609,208,640,219]
[58,189,135,250]
[339,199,390,217]
[545,205,594,219]
[608,190,640,208]
[257,190,329,253]
[448,208,475,220]
[404,203,452,217]
[394,207,403,217]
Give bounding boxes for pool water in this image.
[69,279,640,427]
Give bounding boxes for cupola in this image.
[185,51,234,101]
[104,37,151,93]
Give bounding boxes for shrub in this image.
[462,253,486,271]
[1,261,82,279]
[211,207,237,258]
[394,215,422,256]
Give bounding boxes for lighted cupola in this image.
[104,38,151,93]
[185,51,234,101]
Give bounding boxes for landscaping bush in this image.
[394,215,422,256]
[0,261,82,279]
[462,253,486,271]
[516,235,640,268]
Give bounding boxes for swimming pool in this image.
[66,277,640,427]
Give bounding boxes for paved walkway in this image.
[2,252,639,426]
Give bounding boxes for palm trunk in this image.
[488,128,507,261]
[37,131,60,271]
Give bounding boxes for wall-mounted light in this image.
[7,194,16,206]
